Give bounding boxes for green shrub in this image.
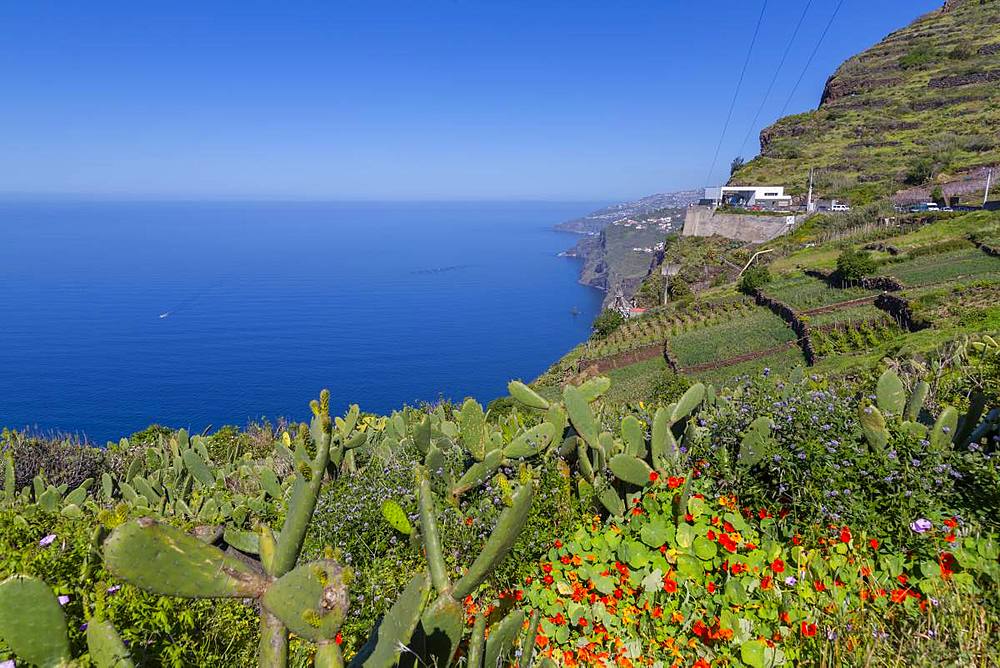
[592,309,626,339]
[738,265,772,294]
[899,44,939,69]
[836,247,877,283]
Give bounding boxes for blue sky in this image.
[0,1,941,200]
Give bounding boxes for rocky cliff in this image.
[732,0,1000,206]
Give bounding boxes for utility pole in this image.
[985,167,994,207]
[806,167,815,212]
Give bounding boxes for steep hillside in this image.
[563,207,685,307]
[732,0,1000,205]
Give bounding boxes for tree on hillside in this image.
[836,247,877,284]
[730,156,745,176]
[738,265,772,294]
[592,309,625,339]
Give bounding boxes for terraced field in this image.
[668,309,796,368]
[879,248,1000,287]
[763,274,877,311]
[688,346,807,387]
[806,303,892,328]
[581,297,755,362]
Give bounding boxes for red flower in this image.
[869,538,879,550]
[761,575,773,590]
[560,555,572,564]
[718,534,739,553]
[649,471,660,483]
[939,552,956,579]
[706,581,716,594]
[542,575,553,585]
[897,574,908,586]
[840,527,852,544]
[692,620,708,637]
[334,632,343,645]
[694,660,710,668]
[944,517,957,529]
[780,611,791,624]
[554,539,563,548]
[800,622,817,637]
[667,476,685,489]
[542,563,553,574]
[663,579,677,594]
[684,513,694,522]
[707,529,717,541]
[770,558,785,574]
[514,590,524,601]
[890,589,908,604]
[944,533,956,543]
[792,534,802,546]
[577,617,588,627]
[631,506,643,516]
[813,581,826,592]
[651,606,663,619]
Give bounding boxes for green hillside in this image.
[538,209,1000,399]
[732,0,1000,205]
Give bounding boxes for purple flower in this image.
[910,518,933,533]
[57,595,70,606]
[0,660,15,668]
[784,576,798,586]
[38,534,56,547]
[106,585,122,595]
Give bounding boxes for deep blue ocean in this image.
[0,200,604,443]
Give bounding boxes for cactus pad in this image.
[262,561,349,642]
[0,575,72,668]
[104,518,268,598]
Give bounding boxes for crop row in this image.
[763,273,878,311]
[668,309,797,368]
[583,298,755,361]
[878,247,1000,287]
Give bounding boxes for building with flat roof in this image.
[701,186,793,209]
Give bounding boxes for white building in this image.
[701,186,793,209]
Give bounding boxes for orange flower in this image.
[800,621,817,637]
[840,527,852,544]
[663,579,677,594]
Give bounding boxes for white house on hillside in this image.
[701,186,792,209]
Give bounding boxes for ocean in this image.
[0,200,604,443]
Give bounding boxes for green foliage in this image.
[738,265,772,295]
[591,309,626,339]
[899,44,940,69]
[526,477,999,666]
[836,247,877,283]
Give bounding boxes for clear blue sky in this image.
[0,0,942,200]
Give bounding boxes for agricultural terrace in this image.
[668,309,796,368]
[878,247,1000,288]
[761,273,877,312]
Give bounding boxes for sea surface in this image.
[0,200,605,443]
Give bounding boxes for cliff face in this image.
[564,209,684,307]
[732,0,1000,205]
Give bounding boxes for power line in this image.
[777,0,846,119]
[737,0,814,158]
[705,0,769,187]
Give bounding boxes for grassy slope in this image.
[731,0,1000,204]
